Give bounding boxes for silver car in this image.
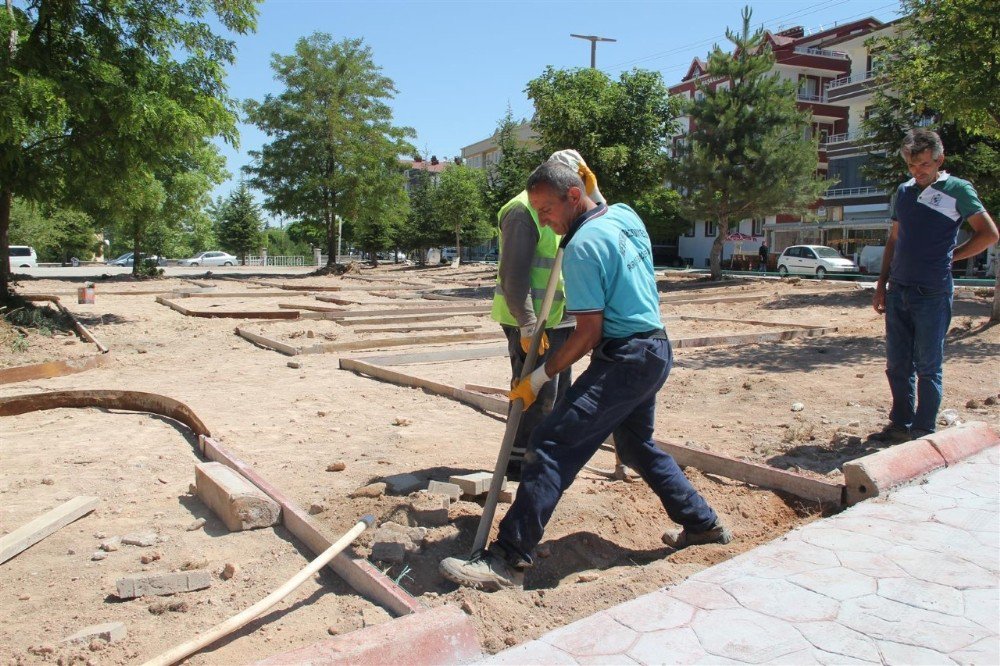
[776,245,857,278]
[177,251,238,267]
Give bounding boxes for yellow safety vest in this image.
[490,191,566,328]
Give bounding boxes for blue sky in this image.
[214,0,903,210]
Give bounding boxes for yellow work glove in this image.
[509,365,551,410]
[519,325,549,355]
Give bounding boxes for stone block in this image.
[370,522,426,552]
[920,421,999,466]
[195,462,280,531]
[449,472,504,497]
[499,481,518,504]
[427,480,462,503]
[115,571,212,599]
[122,533,157,547]
[384,473,423,495]
[410,494,449,527]
[61,622,126,645]
[843,439,947,505]
[371,541,405,563]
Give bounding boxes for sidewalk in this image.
[482,446,999,665]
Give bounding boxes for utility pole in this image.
[570,34,617,68]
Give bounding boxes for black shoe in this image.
[871,423,910,444]
[662,520,733,549]
[439,549,524,591]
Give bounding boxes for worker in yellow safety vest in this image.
[490,149,605,480]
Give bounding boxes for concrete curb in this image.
[843,420,998,504]
[253,604,482,665]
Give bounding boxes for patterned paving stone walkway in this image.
[481,446,999,665]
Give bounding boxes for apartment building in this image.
[460,121,538,170]
[669,17,897,269]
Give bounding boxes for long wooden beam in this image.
[156,296,300,320]
[340,357,507,414]
[1,497,99,565]
[672,326,836,349]
[654,438,844,505]
[354,324,480,334]
[358,345,509,366]
[0,353,113,385]
[234,327,301,356]
[313,302,492,318]
[301,330,504,354]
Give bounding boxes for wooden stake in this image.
[1,497,99,564]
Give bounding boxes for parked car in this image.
[482,249,499,262]
[177,251,238,267]
[441,247,459,262]
[776,245,857,278]
[106,252,164,267]
[9,245,38,268]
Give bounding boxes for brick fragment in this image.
[384,473,423,495]
[427,480,462,502]
[115,571,212,599]
[410,494,449,527]
[449,472,504,497]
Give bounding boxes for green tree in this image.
[527,65,683,232]
[667,7,828,280]
[866,0,1000,319]
[433,164,490,262]
[871,0,998,140]
[217,183,264,264]
[399,168,440,264]
[0,1,257,295]
[482,108,540,216]
[350,158,409,263]
[244,34,414,271]
[9,200,98,263]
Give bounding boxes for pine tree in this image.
[218,183,264,265]
[668,6,828,280]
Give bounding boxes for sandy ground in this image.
[1,265,997,664]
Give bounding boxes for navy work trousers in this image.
[495,334,718,564]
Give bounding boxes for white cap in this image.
[547,149,606,204]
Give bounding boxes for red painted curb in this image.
[843,439,946,505]
[253,604,482,665]
[919,421,1000,466]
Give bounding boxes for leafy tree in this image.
[350,157,409,263]
[866,0,1000,319]
[527,65,683,230]
[871,0,998,140]
[0,1,257,295]
[482,108,540,216]
[9,200,98,263]
[667,6,828,280]
[264,227,311,257]
[434,164,490,262]
[217,183,264,264]
[244,34,414,271]
[400,168,440,264]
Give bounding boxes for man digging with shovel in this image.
[440,160,731,592]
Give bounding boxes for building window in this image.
[704,221,716,237]
[752,218,764,236]
[684,222,695,238]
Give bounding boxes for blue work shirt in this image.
[562,203,663,339]
[890,171,985,287]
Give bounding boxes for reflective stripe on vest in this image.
[491,191,566,328]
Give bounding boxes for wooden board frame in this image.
[156,296,301,320]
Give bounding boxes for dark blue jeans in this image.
[494,335,718,565]
[501,325,573,477]
[885,281,953,433]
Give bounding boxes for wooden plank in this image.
[654,438,844,504]
[234,327,301,356]
[465,384,508,396]
[157,296,300,320]
[195,462,281,531]
[338,313,465,326]
[0,353,113,386]
[200,436,422,616]
[1,497,99,564]
[660,293,766,305]
[277,303,347,313]
[354,324,479,334]
[302,330,504,354]
[172,291,293,298]
[339,358,507,414]
[358,345,509,366]
[678,315,820,330]
[672,326,836,349]
[315,302,492,318]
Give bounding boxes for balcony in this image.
[824,185,887,201]
[793,46,849,59]
[796,91,827,103]
[825,70,879,102]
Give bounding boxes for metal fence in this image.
[246,255,306,267]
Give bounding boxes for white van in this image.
[9,245,38,268]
